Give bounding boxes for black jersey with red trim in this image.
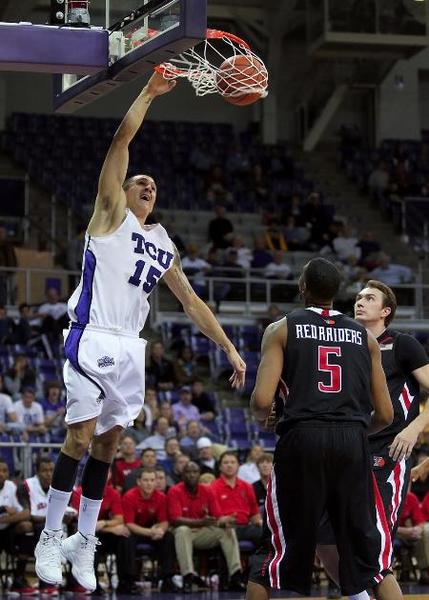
[276,307,372,434]
[369,329,429,453]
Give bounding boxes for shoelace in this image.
[78,536,101,569]
[40,533,62,563]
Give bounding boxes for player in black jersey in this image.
[246,259,394,600]
[317,279,429,600]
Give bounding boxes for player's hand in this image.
[258,400,280,432]
[226,346,246,389]
[411,459,429,483]
[389,425,419,461]
[146,71,176,97]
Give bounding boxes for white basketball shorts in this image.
[63,323,146,436]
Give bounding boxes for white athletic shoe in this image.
[61,532,99,592]
[34,529,63,585]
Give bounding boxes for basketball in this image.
[215,54,267,106]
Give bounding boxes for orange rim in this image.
[155,28,252,75]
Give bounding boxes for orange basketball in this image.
[216,54,267,106]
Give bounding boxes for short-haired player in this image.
[35,72,246,592]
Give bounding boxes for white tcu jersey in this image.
[68,210,174,332]
[0,480,22,530]
[25,475,48,518]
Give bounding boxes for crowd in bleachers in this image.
[338,125,429,245]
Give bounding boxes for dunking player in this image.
[246,258,394,600]
[317,280,429,600]
[34,72,246,592]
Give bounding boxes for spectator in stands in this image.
[180,420,206,457]
[124,406,151,444]
[71,478,133,594]
[66,224,86,272]
[249,163,270,204]
[369,252,413,285]
[174,346,198,385]
[122,447,158,493]
[143,386,159,420]
[417,490,429,583]
[332,224,361,262]
[211,451,262,544]
[155,466,170,493]
[158,401,178,435]
[222,248,246,277]
[146,341,177,391]
[259,304,282,329]
[368,161,390,198]
[356,231,382,268]
[253,453,273,511]
[251,235,273,270]
[168,461,245,592]
[0,306,15,344]
[192,379,216,421]
[264,220,288,252]
[139,417,171,460]
[122,467,179,592]
[282,194,305,226]
[113,435,141,491]
[238,445,265,484]
[0,457,26,580]
[170,452,190,485]
[159,436,181,475]
[304,191,332,247]
[13,304,33,345]
[0,374,17,434]
[208,205,234,250]
[0,224,17,305]
[231,235,252,270]
[197,437,218,475]
[173,386,201,428]
[264,250,292,280]
[35,288,68,350]
[282,216,310,251]
[206,166,234,207]
[12,456,61,594]
[396,488,428,583]
[181,244,211,298]
[41,381,65,443]
[5,355,37,400]
[14,388,47,441]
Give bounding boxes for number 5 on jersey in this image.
[318,346,342,393]
[129,259,162,293]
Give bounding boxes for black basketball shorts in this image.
[317,449,410,584]
[248,421,381,596]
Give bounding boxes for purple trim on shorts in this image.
[75,239,96,325]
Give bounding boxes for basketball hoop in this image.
[155,29,268,100]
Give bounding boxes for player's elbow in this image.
[250,390,271,420]
[379,403,394,427]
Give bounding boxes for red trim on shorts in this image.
[265,475,282,588]
[372,473,392,572]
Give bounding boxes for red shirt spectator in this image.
[210,476,259,525]
[113,458,141,488]
[122,486,167,527]
[113,435,141,488]
[71,484,123,521]
[398,492,425,527]
[167,480,221,522]
[418,491,429,523]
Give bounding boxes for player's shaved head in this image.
[300,258,341,303]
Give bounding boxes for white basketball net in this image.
[156,29,268,98]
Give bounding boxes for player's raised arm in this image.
[250,318,287,423]
[367,332,394,434]
[163,246,246,389]
[88,72,176,236]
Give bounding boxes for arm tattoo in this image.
[172,244,194,297]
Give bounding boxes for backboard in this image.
[53,0,207,113]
